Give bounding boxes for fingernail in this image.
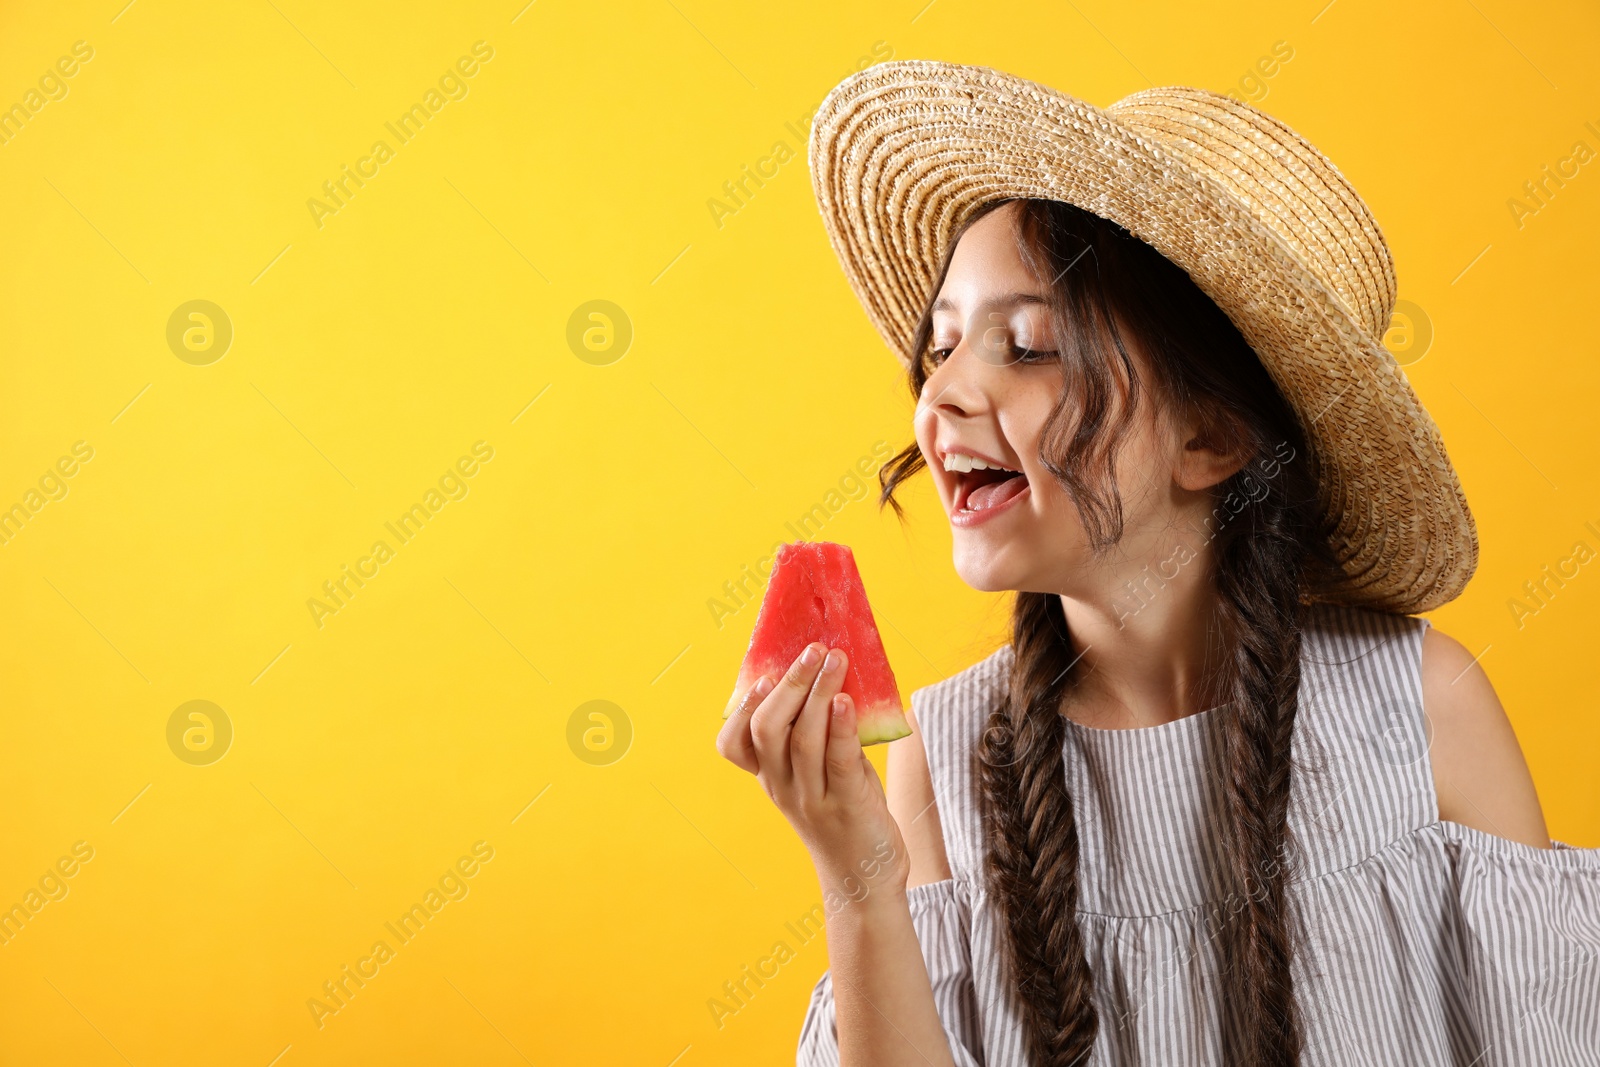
[823,649,841,672]
[800,644,821,667]
[753,677,773,698]
[832,694,848,717]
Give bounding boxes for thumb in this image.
[823,692,863,797]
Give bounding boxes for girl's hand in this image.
[716,643,910,900]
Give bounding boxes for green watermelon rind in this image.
[720,675,911,747]
[855,701,914,746]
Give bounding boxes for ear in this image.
[1173,408,1250,492]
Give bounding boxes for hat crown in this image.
[1107,88,1397,341]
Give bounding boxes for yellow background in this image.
[1,0,1596,1063]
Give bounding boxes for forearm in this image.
[715,644,956,1064]
[825,884,958,1067]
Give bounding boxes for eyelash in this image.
[928,345,1059,366]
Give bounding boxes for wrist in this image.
[811,848,909,917]
[816,876,909,928]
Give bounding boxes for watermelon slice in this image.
[722,541,910,746]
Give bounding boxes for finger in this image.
[791,648,849,805]
[751,643,825,786]
[716,676,773,774]
[861,748,885,795]
[823,691,865,797]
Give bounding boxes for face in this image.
[913,202,1205,598]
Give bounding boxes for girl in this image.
[716,62,1599,1065]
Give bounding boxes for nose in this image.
[920,341,994,422]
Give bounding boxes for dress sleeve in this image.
[796,878,983,1067]
[1440,823,1600,1062]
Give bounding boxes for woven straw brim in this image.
[808,61,1476,614]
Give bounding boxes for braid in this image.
[978,592,1098,1066]
[1210,469,1312,1063]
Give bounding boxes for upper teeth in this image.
[943,453,1016,473]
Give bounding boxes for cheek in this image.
[999,397,1055,483]
[1111,421,1172,509]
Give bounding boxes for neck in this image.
[1055,538,1228,730]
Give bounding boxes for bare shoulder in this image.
[1420,625,1551,848]
[885,704,953,886]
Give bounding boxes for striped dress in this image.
[797,603,1600,1065]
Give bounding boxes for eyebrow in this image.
[929,290,1052,314]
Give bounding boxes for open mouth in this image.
[943,452,1029,515]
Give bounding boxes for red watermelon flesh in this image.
[723,542,910,746]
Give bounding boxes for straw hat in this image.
[808,60,1475,614]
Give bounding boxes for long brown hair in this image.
[879,198,1339,1065]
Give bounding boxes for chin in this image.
[950,541,1027,594]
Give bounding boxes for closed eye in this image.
[925,344,1059,368]
[1010,345,1058,364]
